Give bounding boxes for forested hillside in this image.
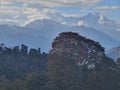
[0,32,120,90]
[48,32,120,90]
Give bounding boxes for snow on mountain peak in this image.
[99,14,105,24]
[61,21,67,25]
[25,19,56,28]
[77,21,87,26]
[83,12,107,24]
[116,28,120,31]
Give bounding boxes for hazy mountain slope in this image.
[25,19,119,50]
[70,26,119,49]
[80,13,120,42]
[0,19,119,52]
[51,13,120,42]
[106,46,120,61]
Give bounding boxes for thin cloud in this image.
[0,0,108,26]
[0,1,58,25]
[80,9,88,12]
[1,0,101,6]
[96,6,120,10]
[0,6,20,19]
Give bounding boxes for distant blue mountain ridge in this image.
[0,13,120,52]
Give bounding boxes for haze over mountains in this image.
[0,12,120,52]
[106,46,120,61]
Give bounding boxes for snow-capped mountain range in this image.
[0,13,120,52]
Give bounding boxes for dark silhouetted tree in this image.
[21,44,28,56]
[13,46,19,56]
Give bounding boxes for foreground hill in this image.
[48,32,120,90]
[0,32,120,90]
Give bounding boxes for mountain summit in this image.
[50,32,105,69]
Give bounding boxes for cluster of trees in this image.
[0,44,47,79]
[0,44,49,90]
[0,72,48,90]
[59,32,105,52]
[1,52,120,90]
[47,53,120,90]
[0,43,42,57]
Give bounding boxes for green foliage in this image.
[24,72,48,90]
[0,44,47,80]
[48,53,83,90]
[47,52,120,90]
[0,41,120,90]
[0,72,48,90]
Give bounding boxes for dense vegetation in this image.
[48,53,120,90]
[0,44,48,90]
[48,32,120,90]
[0,32,120,90]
